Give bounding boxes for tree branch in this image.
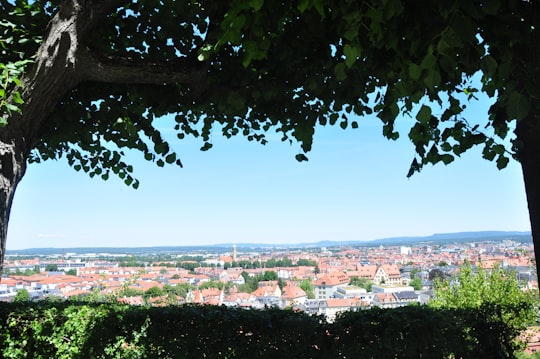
[80,48,209,89]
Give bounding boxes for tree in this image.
[430,261,536,331]
[1,1,540,281]
[198,280,225,290]
[409,277,423,291]
[429,268,447,282]
[410,268,421,280]
[238,271,258,293]
[430,262,537,355]
[65,268,77,276]
[162,283,193,301]
[44,264,58,272]
[277,278,287,291]
[298,279,315,299]
[143,285,164,299]
[13,288,30,302]
[350,276,373,292]
[262,270,278,281]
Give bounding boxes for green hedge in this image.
[0,302,531,358]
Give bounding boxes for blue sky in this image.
[6,94,531,249]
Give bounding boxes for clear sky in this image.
[6,91,531,250]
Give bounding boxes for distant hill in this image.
[5,231,531,256]
[362,231,532,247]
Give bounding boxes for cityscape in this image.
[1,232,535,317]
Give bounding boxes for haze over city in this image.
[7,90,530,250]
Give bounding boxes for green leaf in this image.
[441,154,454,165]
[507,92,530,120]
[343,44,361,68]
[481,0,500,15]
[313,0,324,16]
[201,142,213,151]
[250,0,264,11]
[297,0,310,13]
[12,91,23,104]
[5,103,19,112]
[165,153,176,164]
[408,63,421,80]
[155,142,168,155]
[496,155,509,169]
[480,55,498,77]
[329,113,339,125]
[416,105,432,123]
[334,63,347,81]
[295,153,309,162]
[423,70,441,88]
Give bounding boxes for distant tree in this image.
[350,276,374,292]
[144,286,164,299]
[296,259,318,267]
[163,283,193,298]
[13,288,30,302]
[33,265,40,273]
[277,278,287,291]
[429,268,446,282]
[276,258,293,267]
[198,280,224,290]
[176,262,198,272]
[238,271,258,293]
[45,264,58,272]
[410,268,421,279]
[117,287,144,298]
[299,279,315,299]
[262,270,278,281]
[438,261,449,267]
[240,271,250,283]
[65,269,77,276]
[409,277,423,291]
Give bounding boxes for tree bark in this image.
[515,112,540,284]
[0,139,27,277]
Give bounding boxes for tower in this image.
[232,244,237,262]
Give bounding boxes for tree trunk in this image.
[0,139,27,277]
[516,113,540,284]
[0,2,92,278]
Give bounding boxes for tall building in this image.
[233,245,237,262]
